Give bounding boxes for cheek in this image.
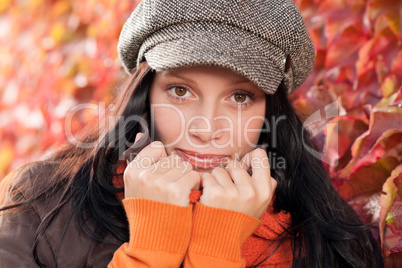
[240,117,265,148]
[235,106,266,156]
[151,105,184,144]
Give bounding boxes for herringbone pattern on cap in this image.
[118,0,315,94]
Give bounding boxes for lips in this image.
[176,149,230,169]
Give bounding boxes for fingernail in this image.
[134,132,144,143]
[123,132,146,162]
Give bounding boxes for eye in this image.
[232,93,248,103]
[173,86,189,97]
[230,92,253,105]
[166,85,194,101]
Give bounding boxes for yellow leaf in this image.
[381,75,398,98]
[380,164,402,251]
[0,0,10,13]
[50,24,66,44]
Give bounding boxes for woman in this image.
[0,0,383,267]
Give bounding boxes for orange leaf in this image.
[0,143,15,176]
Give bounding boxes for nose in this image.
[187,105,226,143]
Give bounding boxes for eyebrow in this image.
[165,72,253,87]
[228,79,252,86]
[166,73,196,84]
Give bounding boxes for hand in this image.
[123,138,201,207]
[199,148,277,219]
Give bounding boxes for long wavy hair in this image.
[1,62,383,267]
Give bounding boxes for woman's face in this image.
[149,65,266,176]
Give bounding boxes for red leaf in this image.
[334,157,400,201]
[391,51,402,84]
[324,117,368,175]
[390,88,402,107]
[318,0,366,45]
[325,26,369,69]
[354,110,402,158]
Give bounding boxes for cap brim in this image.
[139,23,286,95]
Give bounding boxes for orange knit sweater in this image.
[109,162,293,267]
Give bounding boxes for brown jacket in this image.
[0,162,293,268]
[0,162,120,268]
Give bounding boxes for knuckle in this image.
[254,148,267,156]
[155,179,168,192]
[211,167,225,175]
[209,187,225,200]
[123,167,133,181]
[271,178,278,187]
[141,168,154,178]
[167,183,181,198]
[151,141,164,147]
[235,168,248,178]
[260,191,272,202]
[186,170,199,180]
[241,187,255,201]
[138,169,154,184]
[226,188,238,200]
[232,160,243,169]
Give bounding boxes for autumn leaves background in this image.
[0,0,401,264]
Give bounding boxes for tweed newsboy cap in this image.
[118,0,315,94]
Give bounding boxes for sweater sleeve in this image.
[108,198,193,268]
[184,202,262,268]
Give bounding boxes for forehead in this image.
[153,65,259,88]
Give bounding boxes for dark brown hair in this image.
[1,62,383,267]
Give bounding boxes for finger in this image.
[155,155,193,178]
[200,172,220,190]
[225,160,251,185]
[241,148,271,182]
[153,154,181,173]
[121,132,142,161]
[175,170,201,191]
[123,132,152,162]
[129,141,167,171]
[239,153,252,175]
[211,167,234,188]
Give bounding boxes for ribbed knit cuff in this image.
[189,202,262,262]
[123,198,193,253]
